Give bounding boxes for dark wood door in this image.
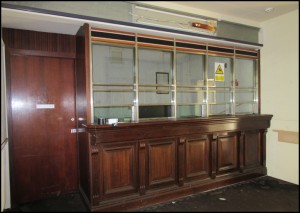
[9,54,78,204]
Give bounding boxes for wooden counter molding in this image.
[78,114,273,211]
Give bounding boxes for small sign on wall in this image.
[215,62,225,82]
[36,104,55,109]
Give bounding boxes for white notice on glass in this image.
[36,104,55,109]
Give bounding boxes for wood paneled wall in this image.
[2,28,76,57]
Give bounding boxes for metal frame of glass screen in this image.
[90,39,258,123]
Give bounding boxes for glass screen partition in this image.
[235,58,258,114]
[138,48,173,119]
[92,43,135,122]
[176,52,205,118]
[207,55,233,116]
[90,28,259,123]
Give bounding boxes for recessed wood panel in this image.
[244,130,261,167]
[217,134,238,174]
[147,138,177,189]
[100,142,138,198]
[185,136,210,180]
[3,28,76,55]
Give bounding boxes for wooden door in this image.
[9,54,78,204]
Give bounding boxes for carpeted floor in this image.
[5,176,299,212]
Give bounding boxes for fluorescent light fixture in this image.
[135,5,214,22]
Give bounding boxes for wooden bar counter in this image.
[78,114,273,211]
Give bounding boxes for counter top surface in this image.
[83,114,273,130]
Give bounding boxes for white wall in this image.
[260,10,299,184]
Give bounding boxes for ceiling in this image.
[157,1,299,23]
[1,1,298,49]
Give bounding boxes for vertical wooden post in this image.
[178,137,186,186]
[139,142,146,195]
[211,134,218,179]
[260,129,267,167]
[239,131,245,172]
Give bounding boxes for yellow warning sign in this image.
[215,75,224,81]
[214,62,225,82]
[215,65,224,74]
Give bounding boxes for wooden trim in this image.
[84,24,92,123]
[176,47,206,54]
[239,131,245,172]
[211,134,217,179]
[235,55,258,60]
[208,51,234,57]
[235,47,258,53]
[7,48,76,59]
[138,43,173,50]
[91,37,135,45]
[273,130,299,144]
[137,33,174,41]
[91,27,135,36]
[208,43,234,49]
[176,39,206,45]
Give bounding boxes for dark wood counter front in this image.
[78,114,272,211]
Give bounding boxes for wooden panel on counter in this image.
[185,134,211,181]
[78,114,273,211]
[146,138,177,189]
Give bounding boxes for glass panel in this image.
[235,103,258,114]
[235,58,255,87]
[92,44,134,122]
[235,91,254,103]
[93,91,133,106]
[177,105,203,118]
[235,58,257,114]
[92,44,134,84]
[176,52,205,118]
[209,103,231,115]
[176,53,205,85]
[94,107,132,122]
[138,48,173,118]
[207,56,233,115]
